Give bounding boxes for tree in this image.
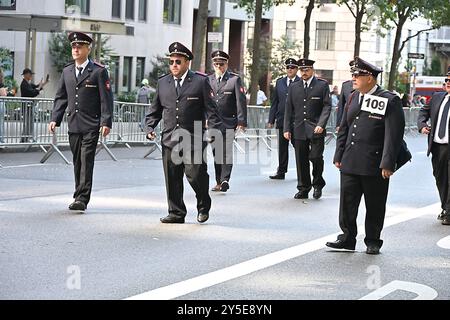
[338,0,377,57]
[375,0,450,90]
[48,33,114,74]
[148,55,170,89]
[0,47,13,73]
[192,0,209,72]
[303,0,315,59]
[270,36,302,81]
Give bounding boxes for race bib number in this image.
[361,94,388,116]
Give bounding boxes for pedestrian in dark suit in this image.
[326,57,405,255]
[335,79,353,130]
[145,42,222,224]
[418,66,450,226]
[49,32,113,212]
[268,58,300,180]
[284,58,331,200]
[208,50,247,193]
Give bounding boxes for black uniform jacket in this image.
[145,70,223,149]
[417,91,449,156]
[284,76,331,140]
[334,86,405,175]
[52,60,113,133]
[208,70,247,130]
[269,75,300,129]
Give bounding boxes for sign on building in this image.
[408,53,425,59]
[208,32,223,43]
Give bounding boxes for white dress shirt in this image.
[434,94,450,144]
[76,59,90,78]
[173,70,189,88]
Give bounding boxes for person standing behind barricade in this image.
[418,66,450,226]
[137,78,151,104]
[268,58,300,180]
[326,57,405,254]
[208,50,247,193]
[335,79,353,132]
[283,58,331,200]
[20,68,49,142]
[145,42,223,224]
[48,32,113,213]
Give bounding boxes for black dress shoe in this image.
[313,188,322,199]
[160,215,185,224]
[197,213,209,223]
[69,201,86,211]
[325,239,356,251]
[211,184,221,192]
[294,192,308,199]
[442,214,450,225]
[438,210,446,220]
[366,245,380,255]
[269,173,285,180]
[220,181,230,192]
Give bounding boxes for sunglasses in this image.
[286,66,298,70]
[445,78,450,83]
[214,62,225,67]
[169,59,182,66]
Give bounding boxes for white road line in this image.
[125,202,439,300]
[437,235,450,249]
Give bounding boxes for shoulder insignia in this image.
[64,61,75,68]
[316,77,328,83]
[158,73,170,79]
[93,61,105,68]
[229,72,240,77]
[195,71,207,77]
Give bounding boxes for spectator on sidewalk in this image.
[136,78,152,104]
[257,85,268,106]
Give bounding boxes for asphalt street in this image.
[0,135,449,300]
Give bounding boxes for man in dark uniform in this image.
[49,32,113,212]
[326,57,405,254]
[268,58,300,180]
[145,42,222,224]
[418,66,450,226]
[283,58,331,200]
[208,50,247,192]
[335,79,353,131]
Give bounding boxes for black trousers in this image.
[276,126,292,174]
[338,173,389,248]
[293,137,325,192]
[162,145,211,218]
[69,131,100,205]
[431,142,450,211]
[212,130,234,185]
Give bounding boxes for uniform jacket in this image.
[145,70,223,149]
[208,70,247,130]
[334,86,405,175]
[336,80,354,127]
[52,60,113,133]
[269,75,300,129]
[284,76,331,140]
[417,91,449,156]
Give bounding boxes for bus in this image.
[412,76,445,104]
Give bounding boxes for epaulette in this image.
[93,61,105,68]
[159,73,170,79]
[229,72,240,77]
[195,71,207,77]
[316,77,329,84]
[64,61,75,67]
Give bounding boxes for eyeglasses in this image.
[214,62,225,67]
[444,78,450,83]
[286,66,298,70]
[169,59,182,66]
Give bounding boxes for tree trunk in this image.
[303,0,315,59]
[192,0,209,72]
[249,0,263,105]
[354,10,364,57]
[388,15,408,91]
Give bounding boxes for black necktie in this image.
[289,79,293,87]
[359,94,365,107]
[303,81,308,94]
[218,76,221,84]
[76,67,83,80]
[438,98,450,139]
[176,78,182,96]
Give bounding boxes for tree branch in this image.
[399,27,437,53]
[343,1,357,19]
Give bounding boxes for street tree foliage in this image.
[337,0,378,57]
[270,36,303,81]
[374,0,450,90]
[192,0,209,71]
[148,55,170,89]
[48,33,114,74]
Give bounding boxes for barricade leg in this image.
[96,139,118,161]
[40,144,71,164]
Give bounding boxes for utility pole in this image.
[219,0,225,50]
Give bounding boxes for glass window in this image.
[126,0,135,20]
[138,0,147,21]
[315,69,333,84]
[110,56,120,94]
[315,22,335,51]
[0,0,16,10]
[286,21,296,45]
[375,34,381,54]
[65,0,90,15]
[163,0,181,25]
[123,56,132,92]
[407,29,412,53]
[136,57,145,87]
[112,0,121,18]
[416,33,421,53]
